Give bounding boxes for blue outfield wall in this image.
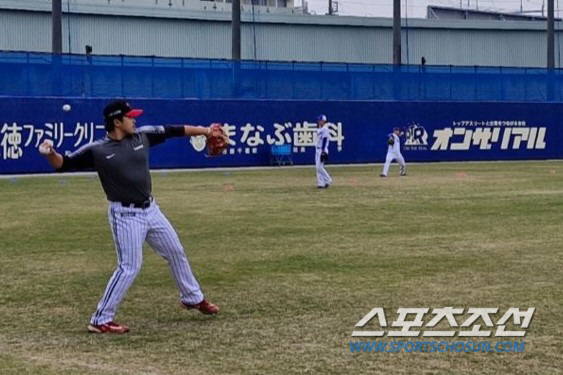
[0,97,560,174]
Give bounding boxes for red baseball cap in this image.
[103,100,143,121]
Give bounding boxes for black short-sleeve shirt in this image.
[58,125,184,202]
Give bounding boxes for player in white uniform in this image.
[380,127,407,177]
[315,114,332,189]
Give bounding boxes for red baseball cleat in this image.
[87,321,130,334]
[181,299,219,315]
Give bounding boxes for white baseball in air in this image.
[62,104,71,112]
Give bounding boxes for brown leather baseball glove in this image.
[207,123,229,157]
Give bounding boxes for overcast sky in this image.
[301,0,560,18]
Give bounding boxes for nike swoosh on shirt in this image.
[133,144,144,151]
[106,154,115,159]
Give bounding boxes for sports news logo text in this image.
[352,307,535,337]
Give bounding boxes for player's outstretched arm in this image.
[142,124,228,156]
[183,125,213,137]
[38,140,63,169]
[185,123,229,157]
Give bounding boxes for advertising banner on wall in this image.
[0,98,561,174]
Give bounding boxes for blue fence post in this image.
[231,59,242,99]
[346,63,351,100]
[474,65,478,100]
[151,56,155,98]
[448,65,452,100]
[320,61,324,99]
[392,64,399,100]
[120,55,124,97]
[524,67,528,101]
[499,66,503,100]
[211,59,215,98]
[291,61,296,99]
[547,68,555,102]
[418,64,421,99]
[265,60,269,99]
[89,54,93,97]
[369,64,373,99]
[51,53,63,97]
[26,52,31,96]
[180,58,184,98]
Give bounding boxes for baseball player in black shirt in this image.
[39,100,224,334]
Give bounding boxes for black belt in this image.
[119,197,152,209]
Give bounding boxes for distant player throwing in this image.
[380,127,407,177]
[315,114,332,189]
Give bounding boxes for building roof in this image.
[427,5,562,22]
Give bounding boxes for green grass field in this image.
[1,162,562,375]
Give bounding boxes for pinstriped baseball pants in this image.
[90,200,204,325]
